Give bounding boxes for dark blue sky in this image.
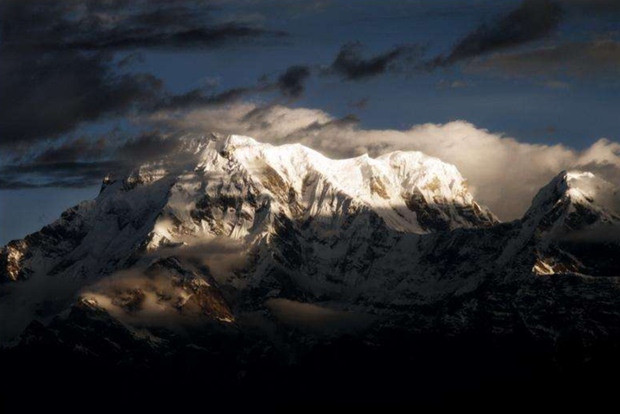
[1,0,619,244]
[124,0,619,148]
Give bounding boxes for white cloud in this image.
[144,103,620,220]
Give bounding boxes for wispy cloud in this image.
[425,0,563,69]
[328,41,422,80]
[276,65,312,98]
[467,40,620,80]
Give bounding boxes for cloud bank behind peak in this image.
[147,103,620,220]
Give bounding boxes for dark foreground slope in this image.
[3,315,620,411]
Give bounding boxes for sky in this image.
[1,0,620,244]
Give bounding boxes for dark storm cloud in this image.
[0,179,39,190]
[427,0,563,69]
[0,66,315,189]
[0,133,120,189]
[152,64,312,112]
[329,42,421,80]
[152,87,255,112]
[1,0,285,52]
[0,161,120,189]
[34,138,108,164]
[0,130,188,189]
[34,22,283,52]
[117,131,186,164]
[560,0,620,14]
[148,69,309,114]
[276,65,311,98]
[117,52,145,68]
[0,0,286,150]
[0,48,163,150]
[469,40,620,78]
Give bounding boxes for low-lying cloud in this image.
[173,238,249,283]
[80,238,247,329]
[265,298,376,335]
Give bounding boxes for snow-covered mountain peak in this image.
[132,132,487,217]
[0,132,500,341]
[524,170,620,236]
[378,150,471,198]
[530,170,618,212]
[169,133,498,235]
[564,171,619,211]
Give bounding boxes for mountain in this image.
[521,170,620,275]
[1,134,620,409]
[524,170,620,237]
[0,134,498,341]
